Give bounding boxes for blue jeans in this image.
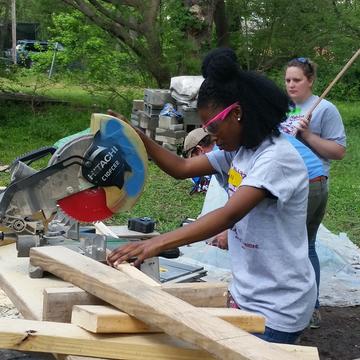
[254,327,303,344]
[227,293,304,344]
[307,178,328,309]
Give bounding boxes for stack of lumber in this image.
[0,243,319,360]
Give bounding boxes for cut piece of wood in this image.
[161,282,227,307]
[0,319,319,360]
[43,288,105,322]
[114,262,160,287]
[71,305,265,334]
[43,281,227,323]
[30,246,302,360]
[0,318,214,360]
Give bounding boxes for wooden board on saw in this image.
[71,305,265,333]
[0,318,319,360]
[30,246,317,360]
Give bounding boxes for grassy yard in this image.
[0,99,358,246]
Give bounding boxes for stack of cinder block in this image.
[155,114,186,154]
[130,100,144,127]
[135,89,171,139]
[130,88,201,153]
[177,104,201,133]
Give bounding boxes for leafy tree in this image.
[57,0,227,87]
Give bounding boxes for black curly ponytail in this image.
[198,48,290,149]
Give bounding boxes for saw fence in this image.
[0,243,319,360]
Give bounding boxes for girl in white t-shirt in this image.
[108,48,316,344]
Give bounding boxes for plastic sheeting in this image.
[178,177,360,307]
[178,226,360,306]
[170,76,204,107]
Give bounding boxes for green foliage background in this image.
[0,0,359,245]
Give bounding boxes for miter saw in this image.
[0,114,150,276]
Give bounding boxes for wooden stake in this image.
[306,48,360,119]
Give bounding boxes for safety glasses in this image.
[293,57,313,71]
[202,102,239,134]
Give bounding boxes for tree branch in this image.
[86,0,140,32]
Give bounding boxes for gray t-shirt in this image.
[207,134,316,332]
[280,95,346,177]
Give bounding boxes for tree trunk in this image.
[214,0,229,47]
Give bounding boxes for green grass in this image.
[109,163,204,232]
[0,99,358,245]
[323,102,360,245]
[0,101,204,232]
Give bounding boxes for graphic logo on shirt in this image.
[232,230,260,250]
[228,167,246,188]
[286,106,301,117]
[280,105,305,136]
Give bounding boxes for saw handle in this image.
[127,247,180,264]
[11,146,57,166]
[158,247,180,259]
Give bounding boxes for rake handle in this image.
[305,48,360,120]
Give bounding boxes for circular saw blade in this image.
[57,114,148,223]
[57,188,113,222]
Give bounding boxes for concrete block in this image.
[130,112,138,121]
[162,143,178,152]
[145,129,155,139]
[155,135,184,145]
[140,117,159,130]
[178,105,200,125]
[144,102,162,117]
[155,128,187,139]
[158,115,181,129]
[144,89,172,107]
[138,111,158,130]
[169,124,184,131]
[132,99,144,111]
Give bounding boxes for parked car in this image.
[5,40,63,67]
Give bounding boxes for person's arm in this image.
[107,185,267,267]
[296,112,346,160]
[300,133,345,160]
[108,109,215,179]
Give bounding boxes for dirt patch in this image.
[299,306,360,360]
[0,290,359,359]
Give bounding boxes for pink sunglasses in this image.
[202,102,239,134]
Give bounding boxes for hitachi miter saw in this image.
[0,114,152,277]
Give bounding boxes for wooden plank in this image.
[114,262,160,287]
[0,243,73,320]
[161,282,227,307]
[43,281,228,323]
[0,244,107,360]
[0,318,214,360]
[30,246,303,360]
[43,288,105,323]
[276,344,319,360]
[71,305,265,334]
[0,319,320,360]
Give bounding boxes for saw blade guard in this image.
[57,114,148,222]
